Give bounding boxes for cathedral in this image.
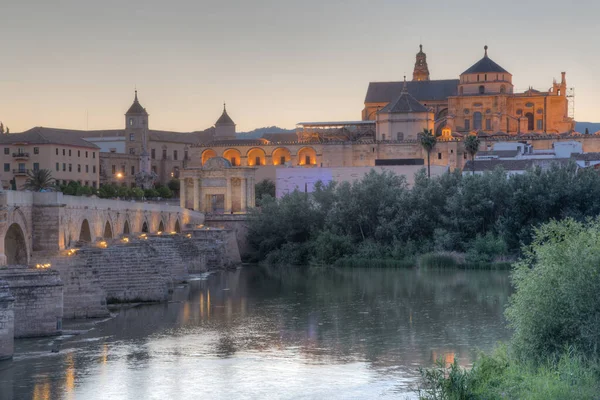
[363,45,574,136]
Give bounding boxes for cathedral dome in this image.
[461,46,509,75]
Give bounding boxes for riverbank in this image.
[331,252,513,270]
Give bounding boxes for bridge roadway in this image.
[0,191,204,265]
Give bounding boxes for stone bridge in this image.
[0,191,204,265]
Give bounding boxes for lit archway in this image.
[297,147,317,166]
[247,148,266,166]
[202,149,217,165]
[174,220,181,233]
[158,220,165,232]
[4,223,27,264]
[103,221,113,239]
[223,149,242,167]
[272,147,291,166]
[123,220,130,235]
[142,221,149,233]
[79,219,92,242]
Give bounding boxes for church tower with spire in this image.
[215,103,236,139]
[412,44,430,82]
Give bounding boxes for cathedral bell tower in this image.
[412,44,430,82]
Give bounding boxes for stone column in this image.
[225,178,232,213]
[240,177,247,213]
[248,176,255,207]
[193,178,200,211]
[179,178,186,209]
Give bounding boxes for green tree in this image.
[117,186,130,198]
[464,134,481,175]
[22,169,55,192]
[76,185,92,196]
[131,187,144,199]
[419,129,437,178]
[157,185,173,198]
[144,188,159,199]
[255,179,276,206]
[98,183,118,198]
[167,179,180,196]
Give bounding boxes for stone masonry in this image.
[0,279,14,360]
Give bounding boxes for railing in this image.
[12,152,29,159]
[13,169,29,175]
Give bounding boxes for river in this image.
[0,266,512,399]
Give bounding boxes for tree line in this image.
[248,162,600,265]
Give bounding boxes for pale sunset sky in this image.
[1,0,598,133]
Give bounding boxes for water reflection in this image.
[0,266,511,399]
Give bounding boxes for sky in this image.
[1,0,599,133]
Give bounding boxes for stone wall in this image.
[203,216,247,261]
[0,279,14,360]
[0,267,62,338]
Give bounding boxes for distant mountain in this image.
[237,126,295,139]
[575,122,600,134]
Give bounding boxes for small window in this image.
[85,165,89,173]
[231,157,237,166]
[484,74,487,81]
[92,181,97,188]
[69,164,72,172]
[121,165,125,173]
[459,87,464,95]
[77,164,81,173]
[3,148,8,155]
[34,147,39,154]
[3,163,9,172]
[129,118,134,126]
[63,149,66,156]
[85,151,88,158]
[184,150,188,160]
[129,148,135,155]
[56,162,59,171]
[69,149,71,156]
[255,156,261,166]
[279,156,285,165]
[77,150,80,157]
[537,120,543,130]
[62,163,66,171]
[131,166,135,175]
[485,119,491,130]
[305,155,311,165]
[479,85,485,94]
[112,165,116,174]
[464,119,471,131]
[173,150,178,161]
[437,152,442,160]
[129,133,135,141]
[151,149,156,159]
[84,181,89,186]
[162,149,167,160]
[500,85,506,94]
[56,148,58,155]
[93,166,96,173]
[92,152,96,159]
[33,163,39,172]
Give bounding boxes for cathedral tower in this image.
[215,103,236,139]
[412,44,430,82]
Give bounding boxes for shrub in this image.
[144,188,159,199]
[507,218,600,361]
[131,187,144,199]
[465,232,508,264]
[255,179,276,207]
[156,185,173,198]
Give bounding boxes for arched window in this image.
[479,85,485,94]
[473,112,483,130]
[500,85,506,94]
[459,87,464,95]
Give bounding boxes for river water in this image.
[0,266,512,399]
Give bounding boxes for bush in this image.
[507,218,600,362]
[255,179,276,207]
[131,187,144,199]
[117,186,130,198]
[156,185,173,198]
[98,184,118,199]
[311,230,354,264]
[465,232,508,264]
[144,188,159,199]
[167,179,180,193]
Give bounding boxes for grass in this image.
[417,346,600,400]
[419,252,512,270]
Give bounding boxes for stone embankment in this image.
[0,227,239,360]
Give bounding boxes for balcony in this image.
[13,169,29,176]
[12,152,29,160]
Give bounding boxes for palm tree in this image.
[464,135,481,175]
[22,169,55,192]
[419,129,437,178]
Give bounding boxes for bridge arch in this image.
[158,220,165,232]
[123,220,130,235]
[103,220,113,239]
[79,219,92,242]
[141,221,149,233]
[4,223,28,265]
[174,219,181,233]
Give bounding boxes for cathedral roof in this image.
[126,90,148,115]
[216,104,235,125]
[365,79,459,104]
[462,46,509,75]
[379,80,429,114]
